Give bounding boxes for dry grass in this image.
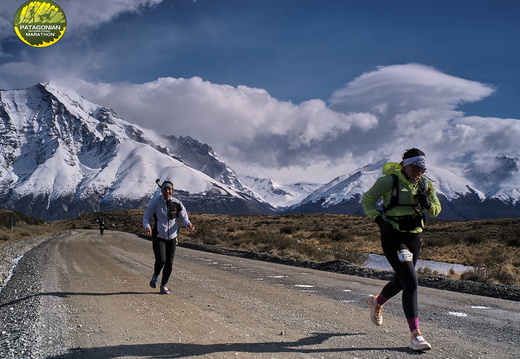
[2,209,519,285]
[0,209,67,251]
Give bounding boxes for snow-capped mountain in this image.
[166,135,243,189]
[1,83,518,221]
[164,135,268,202]
[287,158,520,220]
[0,83,276,220]
[242,176,321,208]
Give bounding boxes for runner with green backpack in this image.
[362,148,441,351]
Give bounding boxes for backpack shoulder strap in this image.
[384,174,399,212]
[418,176,427,193]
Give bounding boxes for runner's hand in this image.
[417,192,431,209]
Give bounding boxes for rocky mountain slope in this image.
[287,159,520,220]
[1,83,519,221]
[0,83,275,220]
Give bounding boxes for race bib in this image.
[397,249,413,262]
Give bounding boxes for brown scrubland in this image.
[1,209,519,286]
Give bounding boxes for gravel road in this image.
[1,230,519,359]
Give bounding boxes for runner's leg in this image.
[381,232,421,319]
[152,238,166,277]
[160,240,177,286]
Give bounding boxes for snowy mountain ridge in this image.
[1,83,519,221]
[0,83,275,220]
[241,176,322,208]
[287,157,520,220]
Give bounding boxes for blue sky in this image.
[1,0,519,183]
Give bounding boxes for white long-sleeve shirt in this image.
[143,195,191,240]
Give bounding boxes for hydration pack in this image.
[383,174,427,212]
[383,174,428,232]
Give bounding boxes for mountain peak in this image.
[0,84,275,220]
[287,158,520,220]
[1,83,518,220]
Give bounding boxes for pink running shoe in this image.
[409,329,432,351]
[366,294,383,326]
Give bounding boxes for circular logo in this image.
[13,1,67,47]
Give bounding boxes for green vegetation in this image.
[1,209,519,286]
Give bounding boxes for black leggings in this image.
[380,228,422,319]
[152,237,177,286]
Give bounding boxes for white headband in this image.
[403,155,426,169]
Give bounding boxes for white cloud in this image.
[1,60,517,184]
[0,0,166,58]
[69,76,376,173]
[451,116,520,154]
[55,63,518,184]
[0,61,46,87]
[328,64,504,166]
[0,0,517,186]
[330,63,495,113]
[61,0,165,30]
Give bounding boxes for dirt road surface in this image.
[1,230,519,358]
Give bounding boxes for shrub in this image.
[280,226,296,235]
[490,268,516,285]
[461,268,488,283]
[463,247,517,285]
[330,229,353,242]
[293,244,330,262]
[465,232,488,244]
[507,236,520,247]
[335,249,368,265]
[424,236,450,248]
[443,268,460,280]
[461,267,516,285]
[247,231,293,250]
[192,223,219,245]
[417,267,442,277]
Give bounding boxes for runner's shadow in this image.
[46,332,419,358]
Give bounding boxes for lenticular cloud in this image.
[329,63,495,113]
[327,63,506,165]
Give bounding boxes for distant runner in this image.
[143,180,195,294]
[98,218,105,235]
[361,148,441,351]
